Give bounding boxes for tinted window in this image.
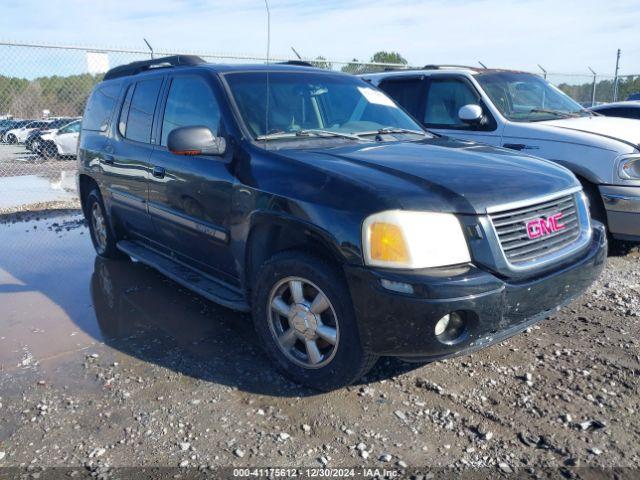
[161,76,221,146]
[83,83,121,131]
[124,78,162,143]
[598,107,640,120]
[379,78,424,118]
[424,78,480,127]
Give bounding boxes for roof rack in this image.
[422,64,480,70]
[103,55,206,80]
[277,60,315,67]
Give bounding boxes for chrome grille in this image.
[490,194,581,265]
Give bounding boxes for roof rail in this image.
[422,64,480,70]
[277,60,315,67]
[103,55,206,80]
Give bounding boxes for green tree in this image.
[370,51,408,65]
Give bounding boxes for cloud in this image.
[0,0,638,76]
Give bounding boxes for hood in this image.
[541,116,640,149]
[277,137,578,215]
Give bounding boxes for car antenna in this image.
[291,46,302,60]
[264,0,271,148]
[478,61,487,69]
[143,38,154,59]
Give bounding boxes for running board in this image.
[117,240,250,312]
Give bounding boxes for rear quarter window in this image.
[83,83,122,132]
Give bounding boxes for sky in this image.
[0,0,639,78]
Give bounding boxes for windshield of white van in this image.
[224,72,427,142]
[476,72,589,122]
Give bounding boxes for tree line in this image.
[557,75,640,105]
[0,73,102,119]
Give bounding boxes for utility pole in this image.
[537,64,547,80]
[613,49,621,101]
[588,67,597,106]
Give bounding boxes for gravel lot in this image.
[0,210,638,478]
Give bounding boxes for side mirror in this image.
[458,104,483,124]
[167,126,226,156]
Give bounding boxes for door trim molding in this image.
[148,201,229,243]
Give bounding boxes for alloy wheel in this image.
[267,276,339,369]
[91,202,108,252]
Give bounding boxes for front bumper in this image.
[345,223,607,359]
[600,185,640,241]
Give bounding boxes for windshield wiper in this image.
[296,129,363,140]
[529,108,580,118]
[256,129,363,141]
[356,127,428,137]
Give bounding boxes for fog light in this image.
[380,278,414,294]
[435,311,466,342]
[435,314,450,336]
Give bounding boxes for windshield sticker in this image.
[357,87,397,107]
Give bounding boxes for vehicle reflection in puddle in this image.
[0,212,300,394]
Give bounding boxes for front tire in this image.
[581,180,607,226]
[86,188,124,259]
[252,251,377,391]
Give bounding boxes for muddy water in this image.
[0,211,288,394]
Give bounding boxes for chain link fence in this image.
[547,72,640,107]
[1,41,639,214]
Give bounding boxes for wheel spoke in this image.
[310,292,330,314]
[289,280,305,304]
[315,325,337,345]
[305,339,323,364]
[271,296,292,317]
[279,328,297,348]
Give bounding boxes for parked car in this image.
[78,56,606,390]
[627,93,640,101]
[0,120,31,143]
[25,118,77,153]
[38,119,81,159]
[364,67,640,242]
[589,101,640,120]
[5,120,52,144]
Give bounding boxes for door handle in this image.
[103,154,114,165]
[503,143,527,151]
[152,166,165,179]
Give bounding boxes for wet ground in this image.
[0,210,639,478]
[0,144,78,214]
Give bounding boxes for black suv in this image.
[78,56,606,390]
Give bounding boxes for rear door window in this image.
[122,78,163,143]
[83,83,121,132]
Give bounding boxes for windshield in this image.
[224,72,425,142]
[476,72,586,122]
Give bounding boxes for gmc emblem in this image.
[526,213,565,240]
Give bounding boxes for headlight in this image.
[362,210,471,269]
[618,156,640,179]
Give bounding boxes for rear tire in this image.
[252,251,377,391]
[86,188,126,259]
[42,143,58,160]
